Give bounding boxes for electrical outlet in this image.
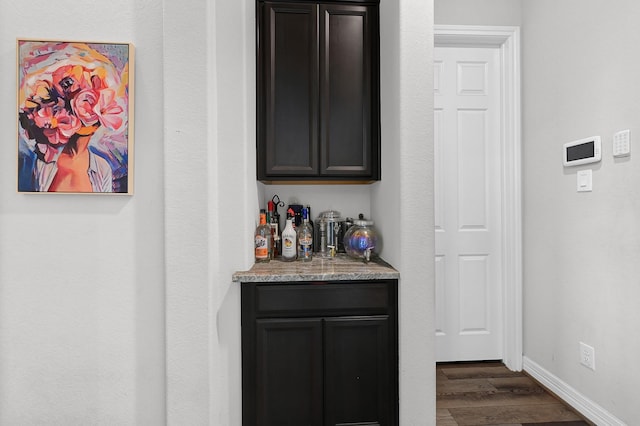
[580,342,596,371]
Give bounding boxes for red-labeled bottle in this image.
[254,210,271,263]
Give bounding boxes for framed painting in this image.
[17,39,134,194]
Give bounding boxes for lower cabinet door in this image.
[324,316,392,426]
[256,318,323,426]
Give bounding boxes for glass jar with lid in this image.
[343,217,380,262]
[315,210,344,258]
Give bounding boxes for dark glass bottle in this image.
[267,201,280,258]
[306,205,314,251]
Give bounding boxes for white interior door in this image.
[434,45,503,362]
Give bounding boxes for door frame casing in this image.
[434,25,522,371]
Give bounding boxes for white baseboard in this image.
[522,356,626,426]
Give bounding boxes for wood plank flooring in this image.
[437,361,594,426]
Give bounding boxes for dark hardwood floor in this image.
[436,361,594,426]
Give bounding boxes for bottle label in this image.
[255,236,269,259]
[299,237,312,245]
[300,241,312,259]
[282,237,296,258]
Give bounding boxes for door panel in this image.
[324,316,390,426]
[458,109,488,228]
[434,46,503,362]
[262,2,319,176]
[256,318,323,426]
[320,4,375,176]
[459,255,490,334]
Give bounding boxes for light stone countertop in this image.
[232,254,399,283]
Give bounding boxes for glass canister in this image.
[343,217,380,262]
[315,210,344,258]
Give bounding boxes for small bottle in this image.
[297,207,313,261]
[272,232,281,259]
[265,210,274,260]
[306,205,314,250]
[281,214,297,262]
[268,201,280,258]
[254,210,271,263]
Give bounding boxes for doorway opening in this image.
[434,25,522,371]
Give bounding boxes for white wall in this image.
[261,185,372,225]
[0,0,165,424]
[1,0,434,424]
[376,0,435,422]
[435,0,522,26]
[522,1,640,423]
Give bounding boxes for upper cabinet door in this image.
[319,4,379,179]
[259,2,319,178]
[257,1,380,183]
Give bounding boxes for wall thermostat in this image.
[563,136,601,167]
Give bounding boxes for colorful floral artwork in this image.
[17,40,133,194]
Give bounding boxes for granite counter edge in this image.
[232,270,400,283]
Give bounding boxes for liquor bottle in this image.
[306,204,314,251]
[265,210,273,260]
[297,207,313,261]
[287,208,296,229]
[254,210,271,263]
[281,214,297,262]
[270,195,283,239]
[267,201,280,258]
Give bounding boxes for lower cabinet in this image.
[241,280,398,426]
[256,318,324,424]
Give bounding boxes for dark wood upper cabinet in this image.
[257,0,380,182]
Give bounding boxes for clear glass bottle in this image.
[281,215,297,262]
[254,210,271,263]
[297,207,313,262]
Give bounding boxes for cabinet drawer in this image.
[254,281,392,316]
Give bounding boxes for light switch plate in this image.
[577,169,592,192]
[613,129,630,157]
